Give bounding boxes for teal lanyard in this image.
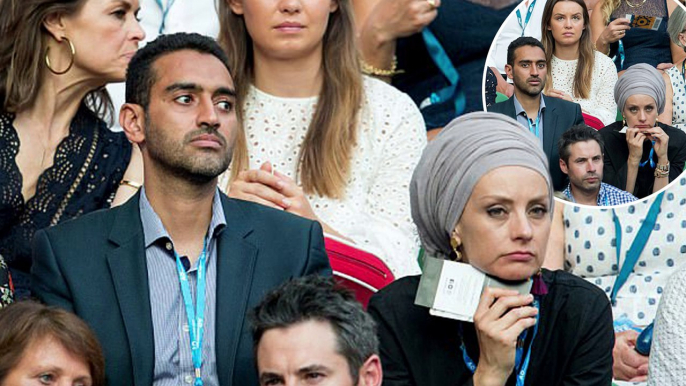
[516,0,537,36]
[155,0,177,34]
[616,40,626,71]
[527,114,541,139]
[460,297,540,386]
[639,141,656,168]
[174,237,208,386]
[421,28,466,119]
[609,192,664,305]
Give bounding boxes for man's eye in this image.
[217,100,233,111]
[175,95,193,104]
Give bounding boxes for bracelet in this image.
[360,56,403,77]
[654,162,670,178]
[119,179,142,189]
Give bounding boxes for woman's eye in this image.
[39,373,54,385]
[529,206,548,218]
[487,207,507,217]
[112,9,126,19]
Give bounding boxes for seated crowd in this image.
[1,0,686,385]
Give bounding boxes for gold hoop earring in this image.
[45,37,75,75]
[622,118,627,127]
[450,237,462,262]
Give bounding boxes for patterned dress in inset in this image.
[563,177,686,325]
[665,65,686,132]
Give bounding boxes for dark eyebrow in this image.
[259,372,283,384]
[298,364,330,375]
[164,83,236,98]
[112,0,132,10]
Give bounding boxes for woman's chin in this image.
[487,264,540,282]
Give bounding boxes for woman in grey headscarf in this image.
[599,63,686,200]
[367,112,614,386]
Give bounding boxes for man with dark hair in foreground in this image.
[251,275,382,386]
[31,33,330,386]
[558,124,636,206]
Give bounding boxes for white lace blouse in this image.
[550,51,618,126]
[221,76,427,278]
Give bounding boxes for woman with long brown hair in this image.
[541,0,618,127]
[0,0,144,298]
[217,0,427,277]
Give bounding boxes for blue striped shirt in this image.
[140,188,226,386]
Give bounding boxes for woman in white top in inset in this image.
[216,0,427,277]
[541,0,618,127]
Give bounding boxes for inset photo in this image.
[483,0,686,206]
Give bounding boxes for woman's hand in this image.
[625,127,646,165]
[270,168,318,221]
[643,126,669,162]
[472,288,538,386]
[613,330,649,382]
[228,162,289,210]
[546,89,573,102]
[598,18,630,46]
[364,0,440,44]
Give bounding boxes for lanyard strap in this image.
[610,192,664,305]
[516,0,537,37]
[154,0,177,34]
[639,141,656,168]
[421,28,466,117]
[527,114,541,139]
[460,298,540,386]
[616,40,626,71]
[174,237,209,386]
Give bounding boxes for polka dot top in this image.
[550,51,618,126]
[563,177,686,324]
[221,76,427,278]
[666,65,686,132]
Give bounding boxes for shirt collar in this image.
[139,187,226,248]
[513,93,546,119]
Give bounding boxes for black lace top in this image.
[0,105,132,282]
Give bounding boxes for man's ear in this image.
[227,0,244,15]
[357,354,382,386]
[559,158,569,174]
[120,103,146,146]
[505,64,514,80]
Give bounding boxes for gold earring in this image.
[623,118,627,127]
[450,237,462,262]
[45,37,75,75]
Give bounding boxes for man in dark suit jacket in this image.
[31,33,330,386]
[487,36,584,190]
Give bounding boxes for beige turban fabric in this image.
[410,112,553,260]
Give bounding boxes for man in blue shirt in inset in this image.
[559,124,637,206]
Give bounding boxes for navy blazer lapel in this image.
[106,193,155,386]
[542,97,558,160]
[215,196,258,385]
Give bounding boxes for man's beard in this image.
[144,123,233,184]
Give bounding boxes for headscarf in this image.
[614,63,666,114]
[410,112,553,260]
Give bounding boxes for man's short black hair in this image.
[507,36,546,67]
[558,124,605,164]
[251,275,378,381]
[125,32,231,109]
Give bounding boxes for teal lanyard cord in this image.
[527,113,541,139]
[421,28,466,117]
[516,0,537,37]
[174,237,208,386]
[609,192,664,305]
[460,297,540,386]
[639,141,656,168]
[154,0,177,34]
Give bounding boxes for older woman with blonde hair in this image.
[368,112,614,386]
[0,0,144,298]
[217,0,427,277]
